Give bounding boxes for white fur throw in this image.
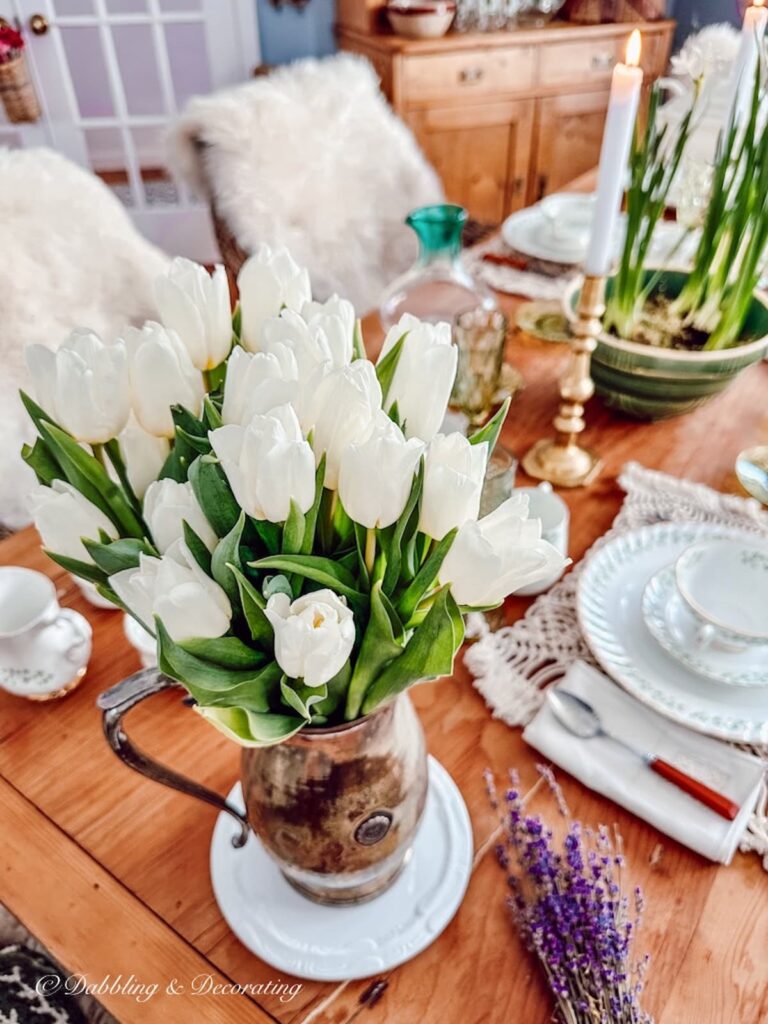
[169,53,444,313]
[0,147,169,530]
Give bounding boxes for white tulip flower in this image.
[155,258,232,371]
[265,589,355,687]
[419,433,488,540]
[116,416,170,500]
[209,404,315,523]
[26,329,131,444]
[262,308,349,381]
[301,294,356,366]
[29,480,118,563]
[301,361,382,488]
[338,414,424,529]
[438,495,566,607]
[378,314,457,442]
[237,244,311,352]
[221,345,298,426]
[143,478,217,554]
[122,322,205,439]
[110,539,231,641]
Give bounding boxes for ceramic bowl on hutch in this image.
[387,0,456,38]
[564,270,768,420]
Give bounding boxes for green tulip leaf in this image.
[282,499,305,555]
[250,554,365,605]
[188,454,240,538]
[182,521,213,575]
[83,537,157,576]
[252,518,281,556]
[375,330,408,404]
[211,511,246,606]
[44,550,107,587]
[280,675,328,721]
[229,565,273,649]
[194,705,303,748]
[203,396,223,431]
[352,318,367,361]
[312,661,351,720]
[21,438,62,487]
[179,635,267,669]
[396,528,457,624]
[468,396,510,456]
[345,582,404,720]
[262,574,292,600]
[301,457,326,556]
[381,459,424,595]
[175,426,212,455]
[361,586,462,715]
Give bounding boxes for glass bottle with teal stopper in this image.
[380,203,496,329]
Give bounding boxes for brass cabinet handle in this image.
[29,13,49,35]
[459,66,485,83]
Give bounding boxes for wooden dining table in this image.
[2,248,768,1024]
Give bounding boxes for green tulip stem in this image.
[91,443,107,470]
[365,528,376,575]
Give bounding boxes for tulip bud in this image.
[262,308,348,381]
[438,495,566,606]
[338,414,423,529]
[419,433,488,540]
[221,345,298,426]
[26,329,131,444]
[378,315,457,442]
[301,361,382,489]
[265,589,355,687]
[143,478,217,554]
[209,404,315,523]
[155,258,232,371]
[237,245,311,352]
[110,540,232,641]
[29,480,118,563]
[122,321,205,439]
[117,415,170,499]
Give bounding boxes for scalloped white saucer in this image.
[210,756,473,981]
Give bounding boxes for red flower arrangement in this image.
[0,25,25,65]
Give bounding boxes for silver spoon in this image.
[547,688,740,821]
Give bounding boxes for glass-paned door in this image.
[1,0,260,260]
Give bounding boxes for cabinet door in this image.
[406,99,535,224]
[531,90,611,204]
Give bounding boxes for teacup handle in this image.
[695,624,746,654]
[96,668,250,848]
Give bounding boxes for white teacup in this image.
[674,538,768,652]
[539,193,596,251]
[514,483,570,596]
[0,566,92,700]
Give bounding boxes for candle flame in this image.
[626,29,642,67]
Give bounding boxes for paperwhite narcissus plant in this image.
[21,244,565,749]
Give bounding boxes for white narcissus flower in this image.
[301,294,356,365]
[438,495,566,607]
[221,345,298,425]
[338,414,424,529]
[29,480,117,563]
[237,244,311,352]
[209,404,315,523]
[110,540,231,641]
[300,361,382,488]
[26,329,131,444]
[117,415,170,499]
[378,314,457,442]
[143,478,217,554]
[155,258,232,371]
[419,433,488,540]
[262,308,348,380]
[122,321,205,439]
[265,589,355,687]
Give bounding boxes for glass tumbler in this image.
[452,308,509,426]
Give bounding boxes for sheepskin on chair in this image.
[0,147,169,530]
[169,53,444,313]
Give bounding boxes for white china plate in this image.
[501,206,586,263]
[210,756,473,981]
[642,567,768,689]
[577,522,768,744]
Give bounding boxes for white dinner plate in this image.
[577,522,768,744]
[210,756,473,981]
[501,203,626,265]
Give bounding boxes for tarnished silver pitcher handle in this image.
[96,668,250,848]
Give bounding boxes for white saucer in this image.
[577,522,768,744]
[501,204,625,265]
[642,567,768,689]
[209,756,473,981]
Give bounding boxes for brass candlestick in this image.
[522,274,605,488]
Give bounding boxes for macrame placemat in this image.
[465,461,768,867]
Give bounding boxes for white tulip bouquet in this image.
[22,246,564,746]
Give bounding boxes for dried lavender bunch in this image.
[487,767,653,1024]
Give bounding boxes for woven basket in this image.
[0,54,40,124]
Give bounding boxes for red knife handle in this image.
[650,758,740,821]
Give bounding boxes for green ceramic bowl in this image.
[564,270,768,420]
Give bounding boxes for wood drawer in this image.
[538,30,666,89]
[401,47,535,104]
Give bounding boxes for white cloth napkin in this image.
[523,660,765,864]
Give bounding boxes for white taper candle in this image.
[725,0,767,127]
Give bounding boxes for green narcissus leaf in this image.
[183,521,213,575]
[375,330,408,404]
[179,635,267,669]
[211,511,246,606]
[345,582,403,720]
[250,554,366,605]
[280,675,328,721]
[396,528,457,624]
[282,499,305,556]
[194,705,303,748]
[229,565,273,649]
[21,438,61,486]
[44,550,107,587]
[188,453,240,538]
[361,586,462,715]
[468,396,510,456]
[83,537,157,576]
